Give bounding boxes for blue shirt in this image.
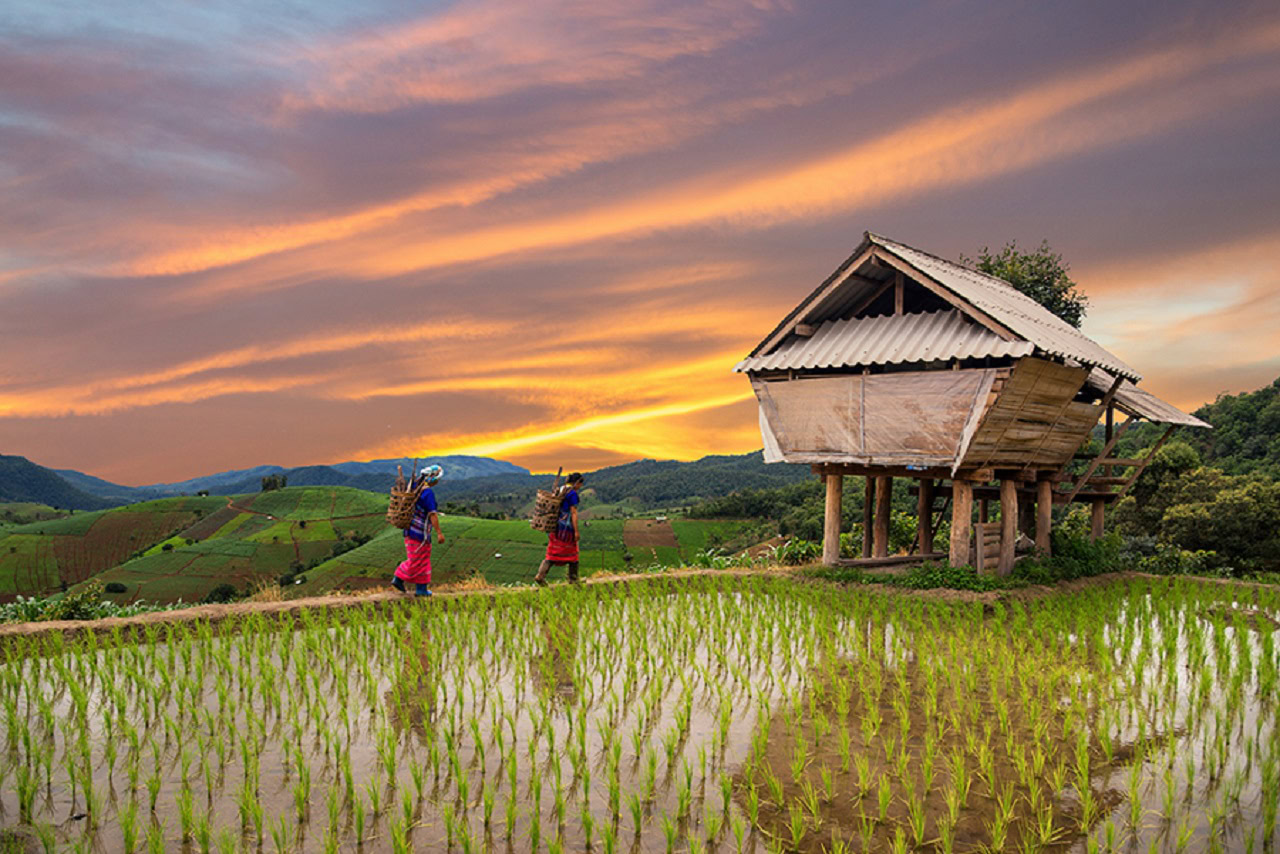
[553,489,579,542]
[405,488,438,542]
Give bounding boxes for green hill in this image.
[0,495,226,600]
[83,486,389,604]
[0,454,114,511]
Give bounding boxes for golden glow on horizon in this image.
[357,390,756,463]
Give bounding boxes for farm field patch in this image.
[0,496,225,598]
[3,576,1277,853]
[81,488,387,603]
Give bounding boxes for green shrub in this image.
[774,538,821,565]
[202,583,240,604]
[104,582,127,594]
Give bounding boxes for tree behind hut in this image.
[962,240,1089,328]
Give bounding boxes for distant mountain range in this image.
[2,449,814,513]
[4,455,529,509]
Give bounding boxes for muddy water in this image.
[1,575,1278,853]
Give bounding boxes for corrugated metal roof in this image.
[735,310,1032,372]
[868,234,1142,381]
[1085,369,1211,428]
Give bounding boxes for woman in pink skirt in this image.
[393,465,444,596]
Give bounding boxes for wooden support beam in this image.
[1113,425,1178,500]
[844,279,894,319]
[999,478,1018,576]
[893,271,904,315]
[911,484,1118,504]
[862,477,873,559]
[834,553,947,569]
[1090,497,1106,542]
[1062,417,1134,504]
[822,474,843,566]
[873,476,892,558]
[949,480,973,567]
[916,479,934,555]
[813,463,954,480]
[973,523,986,573]
[979,499,990,523]
[1036,478,1053,556]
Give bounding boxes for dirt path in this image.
[2,568,1266,647]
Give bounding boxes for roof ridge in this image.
[868,233,1103,340]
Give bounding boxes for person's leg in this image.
[414,583,432,597]
[567,561,579,583]
[392,537,412,591]
[534,559,551,585]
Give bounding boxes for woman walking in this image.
[534,472,584,585]
[393,464,444,596]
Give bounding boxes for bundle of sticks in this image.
[529,467,565,533]
[386,458,425,529]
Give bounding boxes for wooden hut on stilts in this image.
[735,233,1210,572]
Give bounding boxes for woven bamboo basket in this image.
[386,459,425,529]
[529,468,564,533]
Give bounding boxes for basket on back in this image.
[529,468,565,533]
[387,459,425,529]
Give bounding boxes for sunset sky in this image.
[3,0,1279,484]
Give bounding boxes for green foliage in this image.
[202,583,241,604]
[1114,440,1280,573]
[1182,376,1280,477]
[774,538,821,565]
[961,239,1088,328]
[0,588,182,623]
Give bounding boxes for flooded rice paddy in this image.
[2,574,1278,852]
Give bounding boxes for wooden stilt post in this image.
[822,473,843,566]
[873,475,892,558]
[949,480,973,567]
[979,499,990,523]
[1036,477,1053,556]
[999,478,1017,576]
[862,477,873,559]
[916,479,934,554]
[1090,497,1106,542]
[974,523,986,573]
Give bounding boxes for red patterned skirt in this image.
[395,537,432,584]
[545,532,578,563]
